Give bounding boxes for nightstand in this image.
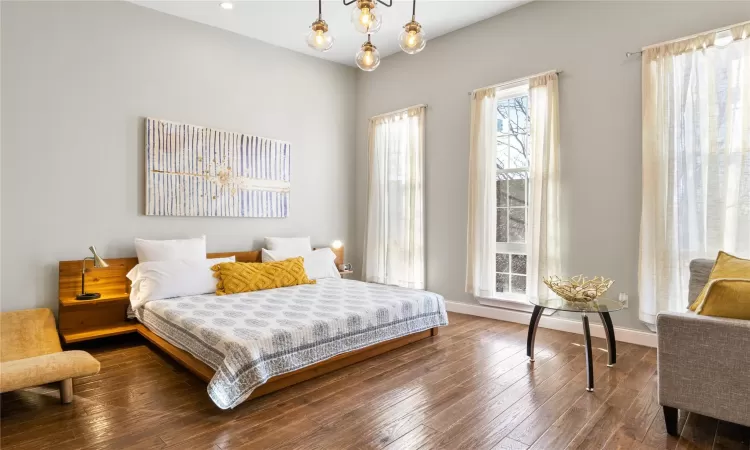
[58,293,138,344]
[59,257,139,344]
[339,270,354,277]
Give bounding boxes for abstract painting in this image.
[145,118,290,217]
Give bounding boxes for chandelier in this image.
[306,0,426,71]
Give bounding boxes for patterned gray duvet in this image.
[135,278,448,409]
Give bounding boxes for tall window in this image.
[495,85,530,299]
[639,23,750,325]
[364,106,426,289]
[466,73,559,304]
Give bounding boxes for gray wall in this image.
[353,1,750,331]
[0,1,357,312]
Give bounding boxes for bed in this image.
[135,278,447,409]
[58,248,447,409]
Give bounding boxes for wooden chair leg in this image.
[663,405,678,436]
[60,378,73,404]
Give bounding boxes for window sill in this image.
[477,295,555,315]
[477,295,531,312]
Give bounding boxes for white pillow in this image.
[134,236,206,263]
[126,256,234,309]
[261,248,340,280]
[264,237,312,255]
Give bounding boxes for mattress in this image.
[134,278,448,409]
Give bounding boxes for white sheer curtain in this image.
[528,73,561,300]
[466,75,561,301]
[466,88,497,298]
[639,22,750,326]
[364,106,425,289]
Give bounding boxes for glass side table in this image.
[527,297,625,392]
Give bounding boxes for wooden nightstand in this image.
[58,257,139,344]
[339,270,354,276]
[58,294,138,344]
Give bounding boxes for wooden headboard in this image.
[59,247,345,299]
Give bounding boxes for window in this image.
[639,23,750,325]
[467,72,559,306]
[495,84,530,300]
[363,106,426,289]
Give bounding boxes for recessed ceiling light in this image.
[219,2,233,10]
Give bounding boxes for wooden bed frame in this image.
[58,246,439,401]
[138,324,437,400]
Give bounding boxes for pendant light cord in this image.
[318,0,322,20]
[411,0,416,20]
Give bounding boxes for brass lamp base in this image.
[76,293,101,300]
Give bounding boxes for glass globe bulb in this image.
[351,5,382,34]
[306,28,334,52]
[398,29,426,54]
[356,45,380,72]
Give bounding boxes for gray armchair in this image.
[657,259,750,435]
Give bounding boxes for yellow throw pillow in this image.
[211,257,315,295]
[689,251,750,311]
[695,279,750,320]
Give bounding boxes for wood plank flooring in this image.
[2,312,749,449]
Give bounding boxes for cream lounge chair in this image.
[0,308,100,403]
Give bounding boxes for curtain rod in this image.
[468,70,561,95]
[370,104,427,120]
[625,19,750,58]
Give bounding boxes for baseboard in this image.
[445,300,657,348]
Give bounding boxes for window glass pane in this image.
[496,253,509,272]
[496,136,508,171]
[497,95,530,170]
[497,208,507,243]
[508,178,526,207]
[496,273,509,293]
[509,208,525,243]
[497,180,507,207]
[511,275,526,294]
[508,141,529,170]
[511,254,527,275]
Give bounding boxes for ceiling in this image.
[130,1,530,66]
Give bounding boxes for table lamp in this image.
[76,246,109,300]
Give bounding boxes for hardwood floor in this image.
[2,313,749,449]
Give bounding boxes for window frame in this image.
[493,82,531,304]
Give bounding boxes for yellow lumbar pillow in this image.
[211,257,315,296]
[695,279,750,320]
[689,251,750,311]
